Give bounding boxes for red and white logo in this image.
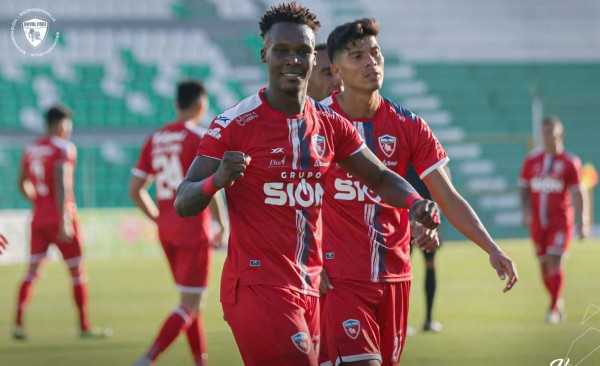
[342,319,360,340]
[378,135,396,158]
[312,135,326,158]
[291,332,310,354]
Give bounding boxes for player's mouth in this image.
[363,70,381,80]
[282,71,305,80]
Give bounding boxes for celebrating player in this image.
[519,116,589,324]
[15,106,111,340]
[318,18,518,365]
[130,79,229,366]
[307,43,343,102]
[174,3,440,365]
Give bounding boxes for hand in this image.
[488,249,518,293]
[212,151,251,188]
[209,228,229,249]
[410,221,440,253]
[0,234,8,255]
[409,199,440,230]
[577,221,590,240]
[319,268,334,296]
[58,218,75,243]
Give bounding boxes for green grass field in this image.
[1,238,599,366]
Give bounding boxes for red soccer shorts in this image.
[320,279,410,366]
[160,239,211,292]
[222,284,320,366]
[30,222,82,263]
[531,225,572,259]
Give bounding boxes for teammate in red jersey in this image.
[174,3,440,365]
[307,43,343,102]
[318,18,519,366]
[0,234,8,255]
[519,116,589,324]
[130,80,229,366]
[15,106,111,340]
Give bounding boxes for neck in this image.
[336,88,380,119]
[544,143,563,155]
[177,111,199,125]
[264,87,306,116]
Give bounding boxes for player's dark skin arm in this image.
[338,148,439,230]
[519,186,531,227]
[18,169,36,202]
[175,152,249,217]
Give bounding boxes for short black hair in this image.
[327,17,379,62]
[176,79,207,110]
[46,105,71,128]
[259,2,320,38]
[315,43,327,52]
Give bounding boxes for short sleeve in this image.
[132,136,154,179]
[196,118,232,160]
[409,116,449,179]
[58,141,77,165]
[332,114,365,162]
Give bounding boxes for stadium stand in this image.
[1,0,599,239]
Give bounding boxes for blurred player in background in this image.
[319,18,518,365]
[129,79,229,366]
[174,3,441,365]
[519,116,589,324]
[15,106,111,340]
[0,234,8,255]
[406,163,444,334]
[306,43,342,102]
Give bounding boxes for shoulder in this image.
[50,136,77,159]
[309,98,346,124]
[381,96,419,122]
[213,93,262,129]
[562,151,582,167]
[524,147,543,162]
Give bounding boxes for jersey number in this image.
[29,159,49,196]
[152,154,184,199]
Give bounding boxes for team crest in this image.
[22,18,48,48]
[312,135,326,157]
[291,332,310,354]
[342,319,360,340]
[378,135,397,158]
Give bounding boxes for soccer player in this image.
[318,18,518,365]
[129,79,229,366]
[15,106,111,340]
[519,116,589,324]
[307,43,343,102]
[174,3,441,365]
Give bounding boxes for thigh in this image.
[30,226,54,262]
[222,285,319,366]
[378,281,411,366]
[530,227,546,259]
[321,280,383,365]
[55,222,83,262]
[546,227,571,257]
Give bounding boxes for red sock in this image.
[15,279,35,326]
[546,268,564,311]
[186,314,209,366]
[147,305,192,362]
[73,282,90,331]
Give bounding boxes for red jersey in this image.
[519,148,582,229]
[21,136,78,227]
[197,89,365,297]
[132,121,212,246]
[320,93,449,282]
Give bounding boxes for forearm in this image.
[438,193,499,254]
[131,190,159,221]
[174,179,214,217]
[519,188,530,213]
[573,188,588,225]
[368,169,420,209]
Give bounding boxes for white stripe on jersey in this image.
[540,154,553,228]
[295,210,310,294]
[287,118,301,170]
[353,122,366,140]
[365,204,380,282]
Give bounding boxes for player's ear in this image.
[260,48,266,63]
[330,63,341,78]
